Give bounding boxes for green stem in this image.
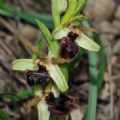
[82,21,98,120]
[93,33,106,90]
[87,52,98,120]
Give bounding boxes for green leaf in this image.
[76,33,100,52]
[61,0,77,24]
[0,111,12,120]
[36,19,59,57]
[0,4,53,29]
[32,40,42,59]
[12,59,38,71]
[48,65,69,92]
[16,87,33,98]
[74,0,87,15]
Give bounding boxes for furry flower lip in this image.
[25,65,50,86]
[60,32,79,59]
[45,93,75,116]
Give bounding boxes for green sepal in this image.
[76,33,100,52]
[53,26,69,40]
[48,64,69,92]
[11,59,38,71]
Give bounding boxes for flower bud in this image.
[57,0,68,13]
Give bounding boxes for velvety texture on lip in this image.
[60,32,79,59]
[45,93,75,116]
[25,65,49,86]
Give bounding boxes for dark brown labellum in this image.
[67,32,78,41]
[25,65,50,86]
[60,32,79,59]
[45,93,75,116]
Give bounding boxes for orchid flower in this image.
[52,22,100,59]
[11,0,101,119]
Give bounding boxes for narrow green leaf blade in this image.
[0,4,53,29]
[32,40,42,59]
[74,0,87,15]
[12,59,38,71]
[76,33,100,52]
[36,19,59,56]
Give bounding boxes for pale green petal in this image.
[11,59,39,71]
[48,65,68,92]
[76,33,100,52]
[37,100,50,120]
[53,26,69,40]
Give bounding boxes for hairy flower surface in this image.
[25,65,50,86]
[45,93,75,116]
[60,32,79,59]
